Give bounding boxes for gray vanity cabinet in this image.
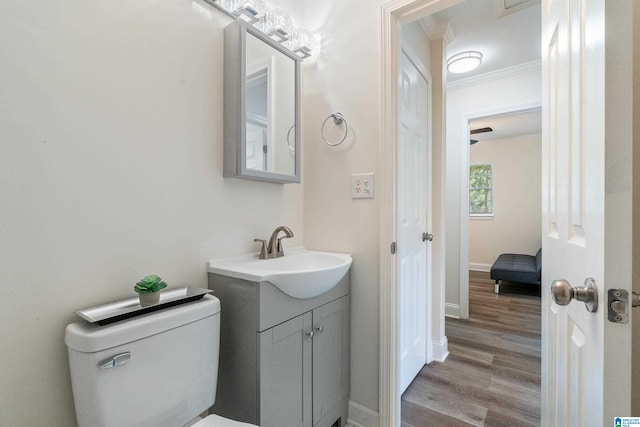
[208,272,350,427]
[312,297,350,425]
[259,311,312,426]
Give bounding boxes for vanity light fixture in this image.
[447,51,483,74]
[208,0,314,58]
[288,28,312,59]
[260,8,292,43]
[225,0,265,24]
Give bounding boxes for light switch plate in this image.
[352,173,375,199]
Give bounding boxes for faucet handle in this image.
[276,236,292,257]
[253,239,267,259]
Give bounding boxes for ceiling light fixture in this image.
[447,51,483,74]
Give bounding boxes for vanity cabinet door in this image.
[259,311,313,427]
[312,296,350,426]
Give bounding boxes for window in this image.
[469,163,493,215]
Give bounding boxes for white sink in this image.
[208,248,352,299]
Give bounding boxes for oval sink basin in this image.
[208,248,352,299]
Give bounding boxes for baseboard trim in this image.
[445,303,460,318]
[432,337,449,362]
[347,400,379,427]
[469,262,492,272]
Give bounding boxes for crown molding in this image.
[447,59,541,90]
[419,16,455,44]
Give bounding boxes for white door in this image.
[398,49,430,394]
[542,0,634,425]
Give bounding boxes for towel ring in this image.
[286,125,295,153]
[321,112,348,146]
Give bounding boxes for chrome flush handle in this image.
[98,352,131,369]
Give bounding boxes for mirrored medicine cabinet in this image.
[223,20,301,184]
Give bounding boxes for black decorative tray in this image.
[75,287,213,326]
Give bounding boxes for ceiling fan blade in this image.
[470,126,493,135]
[470,139,478,145]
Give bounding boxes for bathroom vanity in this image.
[207,270,349,427]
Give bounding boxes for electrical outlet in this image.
[352,173,375,199]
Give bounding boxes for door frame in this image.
[458,102,541,320]
[379,0,463,425]
[381,2,638,426]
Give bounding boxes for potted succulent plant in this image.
[134,274,167,307]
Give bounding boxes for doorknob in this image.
[422,232,433,242]
[550,278,598,312]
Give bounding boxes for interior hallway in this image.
[401,271,541,426]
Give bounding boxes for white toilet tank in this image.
[65,295,220,427]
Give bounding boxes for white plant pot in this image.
[139,292,160,307]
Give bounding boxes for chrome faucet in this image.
[254,226,294,259]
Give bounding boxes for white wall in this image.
[469,133,542,269]
[302,0,384,413]
[429,38,448,360]
[445,64,541,312]
[401,22,432,70]
[302,1,447,418]
[0,1,304,425]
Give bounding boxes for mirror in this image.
[224,21,300,184]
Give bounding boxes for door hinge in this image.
[390,242,396,255]
[608,289,640,323]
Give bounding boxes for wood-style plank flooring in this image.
[401,271,541,427]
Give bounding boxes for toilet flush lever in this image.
[98,352,131,369]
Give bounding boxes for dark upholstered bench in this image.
[490,249,542,294]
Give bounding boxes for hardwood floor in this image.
[401,271,541,427]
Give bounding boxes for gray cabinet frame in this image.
[223,20,301,184]
[208,273,350,426]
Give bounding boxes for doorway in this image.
[380,0,543,425]
[381,0,637,426]
[463,107,542,317]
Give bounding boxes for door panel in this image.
[398,50,428,394]
[542,0,633,425]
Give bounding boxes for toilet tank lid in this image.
[65,295,220,353]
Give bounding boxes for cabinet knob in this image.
[306,330,314,338]
[314,325,324,334]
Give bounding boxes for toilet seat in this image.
[192,414,259,427]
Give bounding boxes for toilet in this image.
[65,295,256,427]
